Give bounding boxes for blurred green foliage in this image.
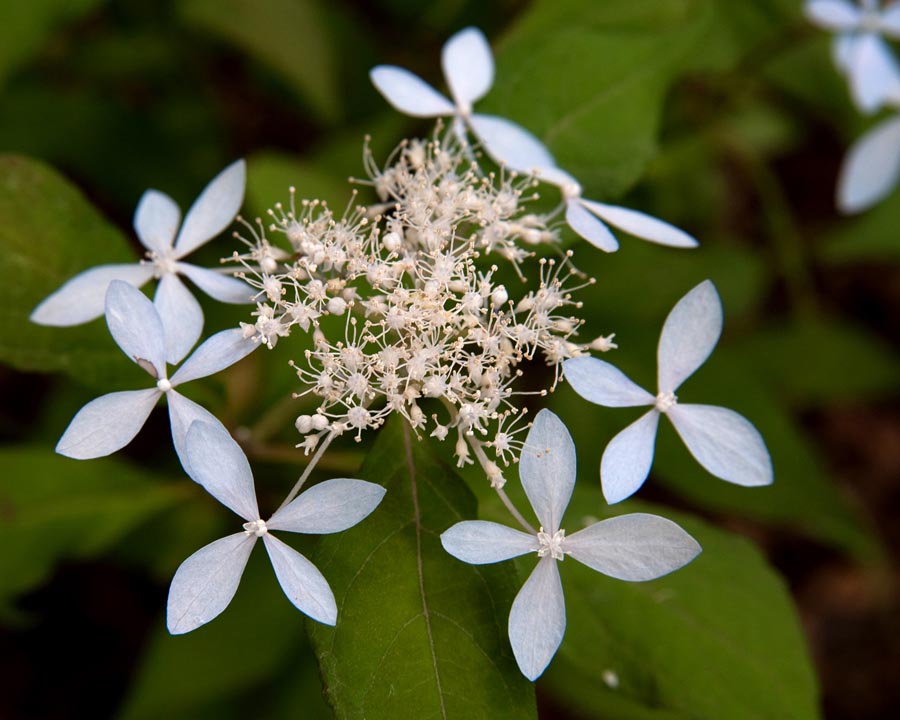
[1,0,898,718]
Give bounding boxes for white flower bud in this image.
[491,285,508,307]
[327,296,347,315]
[261,256,278,274]
[311,414,329,431]
[382,231,402,252]
[455,436,471,466]
[590,334,618,352]
[295,415,313,433]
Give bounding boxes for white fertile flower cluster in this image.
[806,0,900,211]
[235,133,601,482]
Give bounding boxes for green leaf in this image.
[550,501,820,719]
[737,318,900,405]
[120,553,330,720]
[762,35,864,139]
[308,419,537,720]
[477,484,820,720]
[0,0,103,88]
[820,191,900,263]
[246,150,351,219]
[181,0,342,122]
[0,446,186,621]
[486,0,714,198]
[0,153,144,391]
[691,0,801,74]
[575,240,767,334]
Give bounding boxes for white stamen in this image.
[655,391,677,412]
[562,182,582,201]
[536,527,567,561]
[243,519,268,537]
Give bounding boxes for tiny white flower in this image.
[55,281,257,468]
[564,280,773,504]
[441,410,701,680]
[836,111,900,212]
[806,0,900,113]
[166,420,386,634]
[369,27,555,171]
[532,165,698,253]
[31,160,252,364]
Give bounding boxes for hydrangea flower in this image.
[805,0,900,113]
[167,420,386,634]
[440,409,701,680]
[370,27,554,171]
[55,280,257,467]
[31,160,251,364]
[563,280,773,504]
[836,111,900,212]
[532,165,698,253]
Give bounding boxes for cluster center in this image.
[537,527,567,561]
[243,519,268,537]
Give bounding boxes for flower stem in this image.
[468,435,535,535]
[276,431,336,511]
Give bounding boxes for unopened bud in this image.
[382,231,402,252]
[327,296,347,315]
[590,334,618,352]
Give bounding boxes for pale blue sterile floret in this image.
[563,280,774,505]
[440,409,701,681]
[166,420,387,634]
[55,280,258,470]
[836,110,900,213]
[806,0,900,114]
[31,160,252,364]
[806,1,900,212]
[369,27,556,175]
[528,165,699,253]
